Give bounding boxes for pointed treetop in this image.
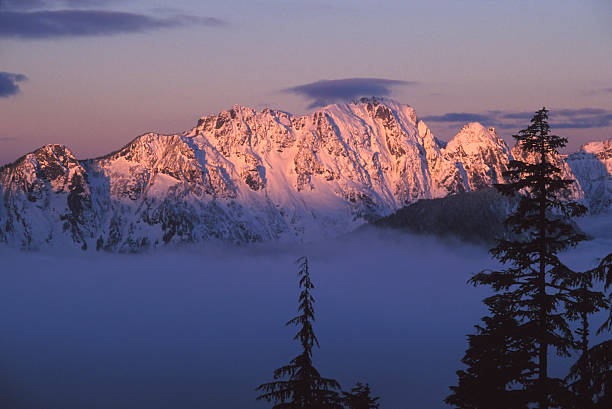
[513,107,568,154]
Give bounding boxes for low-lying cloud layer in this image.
[0,232,494,409]
[1,216,610,409]
[422,107,612,130]
[0,72,27,97]
[285,77,416,108]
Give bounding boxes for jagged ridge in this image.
[0,98,609,251]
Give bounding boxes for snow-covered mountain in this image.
[0,98,609,251]
[566,140,612,213]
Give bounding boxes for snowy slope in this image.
[566,139,612,213]
[0,98,609,251]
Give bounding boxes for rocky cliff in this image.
[0,98,609,251]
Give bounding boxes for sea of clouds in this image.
[1,214,611,409]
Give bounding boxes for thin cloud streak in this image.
[0,10,227,39]
[554,114,612,129]
[420,112,491,123]
[1,0,127,10]
[284,78,417,109]
[501,112,532,120]
[0,72,27,97]
[556,108,608,117]
[0,0,46,10]
[423,108,612,130]
[63,0,118,7]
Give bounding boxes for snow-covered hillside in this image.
[0,98,609,251]
[566,140,612,213]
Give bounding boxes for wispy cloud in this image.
[0,72,27,97]
[1,0,132,10]
[0,0,227,39]
[422,108,612,130]
[556,108,608,116]
[1,0,47,10]
[63,0,118,7]
[284,78,417,109]
[500,112,531,120]
[553,112,612,129]
[0,136,18,142]
[420,112,491,123]
[587,87,612,96]
[0,10,226,39]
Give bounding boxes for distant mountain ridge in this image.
[566,140,612,213]
[0,98,609,251]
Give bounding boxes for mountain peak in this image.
[460,121,493,134]
[445,122,507,156]
[36,143,72,153]
[1,102,609,251]
[1,143,75,170]
[440,122,511,191]
[579,138,612,155]
[566,138,612,212]
[353,96,388,106]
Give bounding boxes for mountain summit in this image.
[0,98,609,251]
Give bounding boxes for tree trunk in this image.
[579,310,591,409]
[538,144,548,409]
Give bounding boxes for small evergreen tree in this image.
[341,382,380,409]
[459,108,607,408]
[256,257,341,409]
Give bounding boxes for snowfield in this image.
[2,98,609,252]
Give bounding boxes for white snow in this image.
[1,99,610,251]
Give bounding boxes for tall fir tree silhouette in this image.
[455,108,607,408]
[256,257,341,409]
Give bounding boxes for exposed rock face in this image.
[566,139,612,213]
[0,98,609,251]
[435,123,511,195]
[0,145,94,249]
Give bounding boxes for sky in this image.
[0,0,611,164]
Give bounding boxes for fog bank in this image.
[1,218,610,409]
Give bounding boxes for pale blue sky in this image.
[1,0,611,163]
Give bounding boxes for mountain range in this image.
[0,98,610,251]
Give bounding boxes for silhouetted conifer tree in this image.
[256,257,341,409]
[340,382,379,409]
[566,340,612,409]
[458,108,608,408]
[446,297,534,409]
[564,254,612,408]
